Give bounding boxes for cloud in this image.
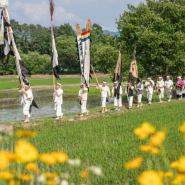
[8,1,81,26]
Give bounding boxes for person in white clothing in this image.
[125,81,134,109]
[164,76,173,102]
[145,77,154,105]
[156,77,164,103]
[135,79,143,107]
[19,85,33,123]
[176,76,184,100]
[111,81,122,111]
[78,84,89,117]
[96,81,111,113]
[54,83,63,119]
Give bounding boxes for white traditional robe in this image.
[165,80,173,98]
[135,83,143,103]
[157,80,164,99]
[19,89,33,117]
[54,88,63,117]
[78,87,88,114]
[145,80,155,101]
[97,85,110,108]
[125,86,134,107]
[112,85,122,108]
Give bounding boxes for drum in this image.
[0,0,9,8]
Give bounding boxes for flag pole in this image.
[91,64,101,94]
[3,8,24,91]
[49,0,55,92]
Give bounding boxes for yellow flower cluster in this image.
[125,157,143,169]
[16,130,37,137]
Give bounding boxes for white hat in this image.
[114,81,118,84]
[56,83,61,86]
[25,85,30,87]
[158,76,162,79]
[147,77,151,79]
[178,76,181,79]
[127,81,130,85]
[103,81,107,83]
[166,76,169,78]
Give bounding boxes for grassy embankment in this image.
[2,99,185,184]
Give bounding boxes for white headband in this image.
[159,77,162,79]
[166,76,169,78]
[57,83,61,86]
[147,77,151,80]
[178,76,181,79]
[103,81,107,83]
[114,81,118,84]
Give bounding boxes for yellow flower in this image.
[39,153,56,165]
[180,121,185,134]
[0,171,13,181]
[140,145,152,152]
[16,130,37,137]
[150,147,160,154]
[134,122,156,139]
[138,170,164,185]
[15,140,39,163]
[47,181,57,185]
[177,156,185,173]
[80,171,89,179]
[18,174,33,181]
[0,151,9,170]
[52,152,69,163]
[6,152,16,162]
[170,161,179,168]
[150,131,166,146]
[158,171,164,177]
[163,172,173,178]
[25,162,39,173]
[9,180,20,185]
[44,173,58,179]
[171,174,185,184]
[125,157,143,169]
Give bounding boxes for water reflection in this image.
[0,88,113,122]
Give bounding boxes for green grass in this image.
[0,78,112,91]
[2,100,185,184]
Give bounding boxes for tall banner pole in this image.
[91,64,101,94]
[3,8,23,90]
[49,0,55,92]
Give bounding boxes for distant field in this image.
[0,78,112,91]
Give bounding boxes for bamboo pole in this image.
[91,64,101,94]
[3,8,24,91]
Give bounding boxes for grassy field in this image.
[2,100,185,184]
[0,78,112,91]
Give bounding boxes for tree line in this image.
[1,0,185,80]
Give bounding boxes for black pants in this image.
[177,95,182,98]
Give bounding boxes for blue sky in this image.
[8,0,145,31]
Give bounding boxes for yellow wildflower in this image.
[180,121,185,134]
[47,181,57,185]
[138,170,164,185]
[39,153,56,165]
[80,171,89,179]
[6,152,16,162]
[9,180,20,185]
[171,174,185,184]
[15,140,39,163]
[170,161,179,168]
[44,173,58,179]
[163,172,173,178]
[150,131,166,146]
[0,171,13,181]
[18,174,33,181]
[177,156,185,173]
[134,122,156,139]
[140,145,152,152]
[52,152,69,163]
[16,130,37,137]
[151,147,160,154]
[158,171,164,177]
[0,151,9,170]
[125,157,143,169]
[25,162,39,173]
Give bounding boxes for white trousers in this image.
[101,97,106,108]
[81,100,87,114]
[166,91,172,98]
[55,103,63,117]
[147,90,153,101]
[158,89,164,99]
[137,94,142,103]
[114,97,122,107]
[23,103,31,118]
[128,96,133,107]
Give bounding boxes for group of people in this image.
[18,76,185,122]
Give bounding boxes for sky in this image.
[7,0,145,32]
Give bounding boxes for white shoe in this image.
[137,105,139,108]
[86,111,89,115]
[55,117,59,120]
[168,100,171,102]
[140,103,143,107]
[118,109,120,112]
[24,120,30,123]
[105,109,108,112]
[115,108,118,111]
[61,113,64,118]
[80,114,83,117]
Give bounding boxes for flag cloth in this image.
[2,9,39,110]
[113,50,122,85]
[129,48,140,84]
[52,28,60,80]
[81,30,91,88]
